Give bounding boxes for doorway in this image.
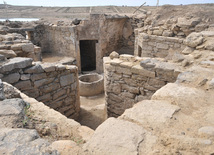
[80,40,97,71]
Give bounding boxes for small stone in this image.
[109,51,119,60]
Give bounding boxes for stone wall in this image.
[104,54,181,117]
[0,33,42,61]
[134,32,185,58]
[33,14,135,73]
[0,57,80,119]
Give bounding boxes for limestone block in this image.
[120,100,180,128]
[11,44,23,51]
[83,118,156,155]
[177,17,200,28]
[108,93,123,103]
[122,84,139,94]
[156,43,169,50]
[152,83,207,113]
[41,64,56,72]
[153,29,163,36]
[0,57,32,73]
[23,88,39,98]
[131,65,155,78]
[36,93,52,102]
[119,54,135,61]
[204,38,214,51]
[182,47,194,55]
[60,74,74,87]
[14,80,32,91]
[34,78,54,88]
[120,62,134,68]
[42,83,60,94]
[115,66,131,75]
[24,64,44,74]
[53,89,67,100]
[162,30,173,37]
[21,43,34,53]
[184,32,204,48]
[110,59,123,66]
[120,92,135,99]
[20,74,31,80]
[3,73,20,84]
[0,50,17,58]
[106,83,121,94]
[148,79,165,88]
[31,73,47,81]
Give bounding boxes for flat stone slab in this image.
[0,57,32,73]
[83,117,157,155]
[120,100,180,127]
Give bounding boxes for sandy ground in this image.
[78,93,106,130]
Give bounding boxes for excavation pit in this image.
[79,73,104,97]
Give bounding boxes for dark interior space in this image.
[80,40,97,71]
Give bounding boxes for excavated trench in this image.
[78,73,107,130]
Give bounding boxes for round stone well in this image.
[79,73,104,96]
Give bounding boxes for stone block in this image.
[53,89,67,100]
[42,83,60,94]
[36,93,52,103]
[14,80,32,91]
[34,78,54,88]
[131,65,155,78]
[108,93,123,103]
[156,43,169,50]
[120,100,180,127]
[31,73,47,81]
[11,44,23,51]
[119,62,134,68]
[3,73,20,84]
[20,74,31,80]
[41,64,56,72]
[60,74,74,87]
[0,58,32,73]
[106,83,121,94]
[115,66,131,75]
[122,84,139,94]
[120,92,135,99]
[21,43,34,53]
[24,64,44,74]
[83,118,156,155]
[110,59,123,66]
[0,50,17,58]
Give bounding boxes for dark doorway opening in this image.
[80,40,97,71]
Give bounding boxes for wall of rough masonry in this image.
[0,57,80,119]
[134,32,185,58]
[0,33,41,61]
[104,54,181,117]
[33,14,135,73]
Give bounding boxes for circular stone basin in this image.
[79,73,104,96]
